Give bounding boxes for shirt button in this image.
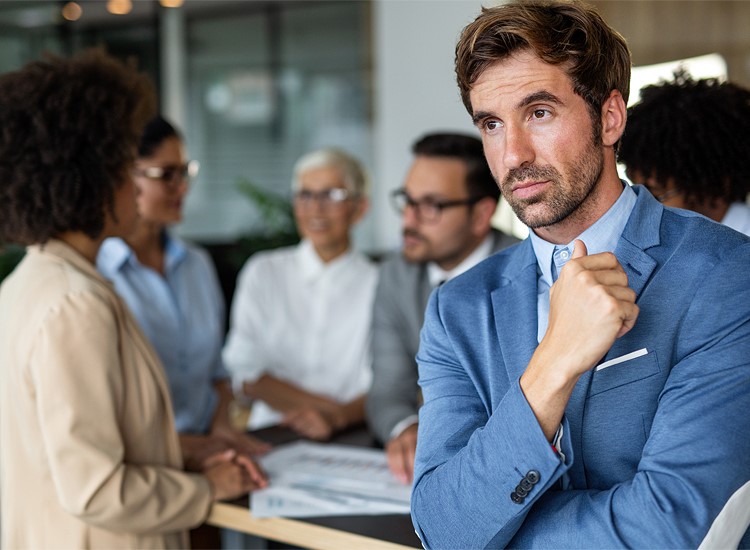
[560,250,569,260]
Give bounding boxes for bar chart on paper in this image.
[251,441,412,518]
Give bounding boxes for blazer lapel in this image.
[615,186,662,299]
[566,187,663,487]
[490,240,539,383]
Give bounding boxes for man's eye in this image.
[532,109,548,119]
[485,120,501,131]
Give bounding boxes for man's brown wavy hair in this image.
[0,48,155,245]
[455,0,631,126]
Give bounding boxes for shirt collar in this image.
[297,239,355,283]
[530,182,637,286]
[98,232,187,275]
[427,233,495,287]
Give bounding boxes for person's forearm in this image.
[210,380,235,434]
[519,345,580,441]
[330,394,366,431]
[243,374,336,413]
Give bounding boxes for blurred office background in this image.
[1,0,748,259]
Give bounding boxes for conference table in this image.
[206,425,422,550]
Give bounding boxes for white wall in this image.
[372,0,488,252]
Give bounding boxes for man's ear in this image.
[600,89,627,147]
[471,196,498,235]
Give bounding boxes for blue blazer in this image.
[412,186,750,549]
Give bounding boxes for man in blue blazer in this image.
[411,1,750,548]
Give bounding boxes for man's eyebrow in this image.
[472,91,563,126]
[516,90,562,110]
[472,111,493,126]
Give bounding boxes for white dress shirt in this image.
[223,239,378,429]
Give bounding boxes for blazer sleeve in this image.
[366,263,421,443]
[29,289,212,534]
[411,245,750,549]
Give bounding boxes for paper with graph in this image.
[250,441,411,518]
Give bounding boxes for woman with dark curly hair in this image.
[0,49,266,549]
[619,71,750,236]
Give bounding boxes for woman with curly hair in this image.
[619,71,750,235]
[0,49,266,549]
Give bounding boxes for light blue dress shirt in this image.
[529,182,637,342]
[97,234,228,434]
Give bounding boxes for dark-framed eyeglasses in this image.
[293,187,355,209]
[390,188,482,224]
[133,160,200,187]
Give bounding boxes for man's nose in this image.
[503,124,535,170]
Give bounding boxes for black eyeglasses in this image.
[293,187,355,209]
[133,160,200,187]
[390,188,482,224]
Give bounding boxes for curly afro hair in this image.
[619,70,750,208]
[0,48,155,245]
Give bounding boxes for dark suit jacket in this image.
[412,186,750,548]
[366,229,519,443]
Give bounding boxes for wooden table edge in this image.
[207,501,418,550]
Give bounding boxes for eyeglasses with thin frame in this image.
[390,188,483,224]
[133,159,200,188]
[293,187,356,209]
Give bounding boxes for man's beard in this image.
[499,134,604,229]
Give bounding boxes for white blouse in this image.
[223,240,377,429]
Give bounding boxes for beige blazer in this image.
[0,240,212,549]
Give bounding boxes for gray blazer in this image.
[366,229,519,443]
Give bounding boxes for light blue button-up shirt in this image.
[529,182,637,342]
[97,235,228,434]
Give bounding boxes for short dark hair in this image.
[139,115,180,158]
[455,0,631,124]
[619,71,750,206]
[0,49,155,245]
[412,132,500,202]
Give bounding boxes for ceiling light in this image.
[106,0,132,15]
[61,1,82,21]
[159,0,184,7]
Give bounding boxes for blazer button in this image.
[510,491,524,504]
[526,470,541,484]
[520,477,533,491]
[515,484,528,498]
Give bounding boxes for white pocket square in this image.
[595,348,648,372]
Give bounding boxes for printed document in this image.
[250,441,411,518]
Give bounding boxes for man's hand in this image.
[522,240,639,440]
[386,423,418,484]
[546,240,639,373]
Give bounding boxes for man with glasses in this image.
[224,148,377,441]
[366,133,518,484]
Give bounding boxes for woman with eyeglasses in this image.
[97,116,270,474]
[0,50,265,550]
[223,148,377,440]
